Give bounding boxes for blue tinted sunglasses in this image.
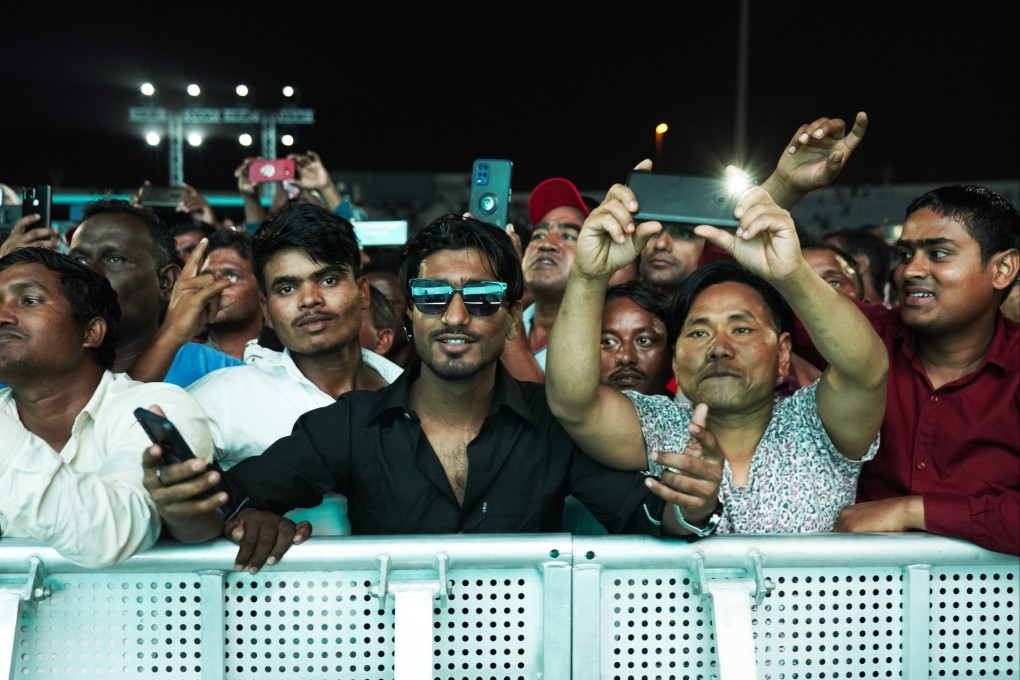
[409,278,508,317]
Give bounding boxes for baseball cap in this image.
[528,178,591,226]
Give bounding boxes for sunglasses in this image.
[408,278,508,317]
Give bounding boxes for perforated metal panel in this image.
[12,572,204,678]
[222,569,545,680]
[929,566,1018,677]
[601,570,716,680]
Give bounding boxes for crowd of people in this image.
[0,111,1016,574]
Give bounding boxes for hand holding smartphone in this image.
[21,185,52,229]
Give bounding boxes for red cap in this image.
[528,178,590,226]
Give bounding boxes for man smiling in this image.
[144,214,661,572]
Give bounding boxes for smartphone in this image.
[134,406,199,465]
[134,407,242,517]
[353,220,409,246]
[139,185,188,207]
[21,185,52,229]
[249,158,296,184]
[469,159,513,228]
[626,170,741,229]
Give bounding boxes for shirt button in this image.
[917,462,927,470]
[930,394,939,403]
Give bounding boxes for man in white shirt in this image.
[186,203,401,534]
[0,247,212,567]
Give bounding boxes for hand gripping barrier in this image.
[1,533,1016,679]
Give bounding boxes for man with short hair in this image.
[0,247,212,567]
[200,230,266,360]
[359,283,396,357]
[599,281,673,396]
[546,165,888,537]
[833,185,1020,555]
[145,214,660,571]
[520,178,590,373]
[185,203,401,535]
[802,241,865,300]
[67,198,241,386]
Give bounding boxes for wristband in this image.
[671,502,722,538]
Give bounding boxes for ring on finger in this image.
[155,468,165,485]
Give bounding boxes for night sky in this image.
[2,1,1017,197]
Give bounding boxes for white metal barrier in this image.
[1,534,1016,679]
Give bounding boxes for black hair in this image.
[0,247,119,369]
[801,240,866,300]
[822,226,892,297]
[170,221,216,239]
[398,213,524,307]
[905,185,1020,263]
[666,260,793,352]
[206,229,253,262]
[604,280,670,323]
[80,198,176,271]
[251,202,361,293]
[366,283,397,335]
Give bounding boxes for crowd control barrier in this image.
[1,533,1016,679]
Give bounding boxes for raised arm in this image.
[694,186,887,459]
[760,112,868,210]
[546,160,663,470]
[127,238,234,382]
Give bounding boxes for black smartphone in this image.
[139,185,187,207]
[469,159,513,228]
[21,185,52,229]
[626,170,741,229]
[134,406,199,465]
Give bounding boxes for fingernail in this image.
[650,452,659,462]
[787,145,798,154]
[798,133,809,144]
[266,557,277,566]
[190,460,203,472]
[813,129,825,138]
[644,478,654,488]
[232,530,243,541]
[249,567,259,574]
[234,563,244,572]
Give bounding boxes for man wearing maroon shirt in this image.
[831,185,1019,556]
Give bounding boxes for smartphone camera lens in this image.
[478,193,498,215]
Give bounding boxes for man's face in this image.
[68,212,171,341]
[522,206,584,299]
[599,296,671,395]
[0,263,98,382]
[673,281,790,414]
[366,270,407,347]
[804,248,859,300]
[260,248,366,357]
[894,208,1002,335]
[639,224,705,292]
[411,247,519,381]
[174,229,205,263]
[201,247,261,328]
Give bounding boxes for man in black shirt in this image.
[143,214,661,572]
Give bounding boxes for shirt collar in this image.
[364,360,537,426]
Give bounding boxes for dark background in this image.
[2,1,1018,197]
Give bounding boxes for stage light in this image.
[140,83,155,96]
[187,83,201,97]
[280,134,295,147]
[235,84,249,97]
[238,133,253,146]
[187,132,203,146]
[282,85,295,98]
[146,132,161,146]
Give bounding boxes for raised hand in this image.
[765,112,868,207]
[177,183,221,229]
[693,185,802,282]
[161,237,235,343]
[574,159,662,279]
[644,403,724,532]
[0,214,60,256]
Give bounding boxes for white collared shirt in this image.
[0,371,213,567]
[187,345,403,535]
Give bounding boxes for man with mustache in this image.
[144,214,661,571]
[546,165,889,536]
[599,281,673,396]
[184,203,402,535]
[519,178,592,374]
